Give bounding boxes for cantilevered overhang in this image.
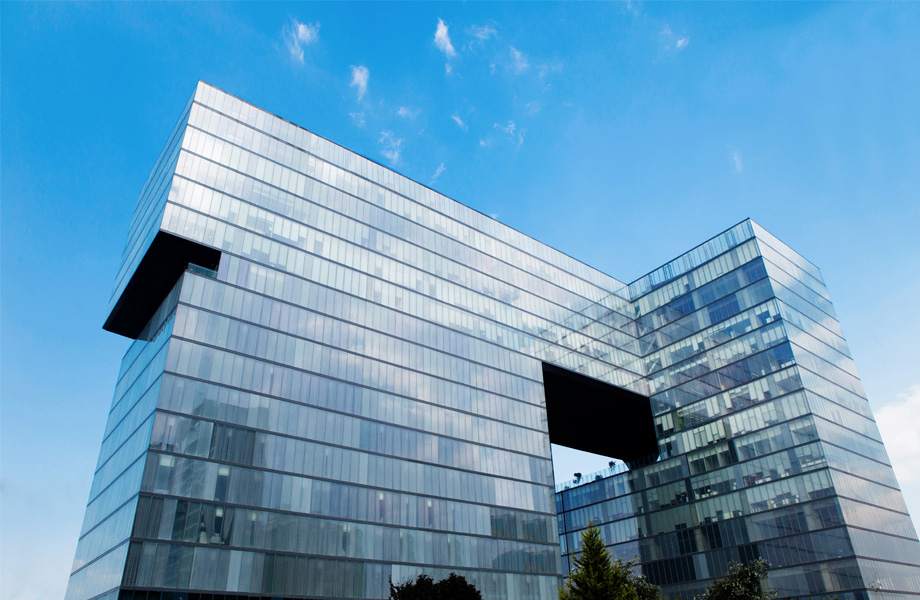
[103,231,220,339]
[543,362,659,465]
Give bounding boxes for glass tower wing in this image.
[556,221,920,600]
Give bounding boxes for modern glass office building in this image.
[66,81,920,600]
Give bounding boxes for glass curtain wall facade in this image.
[66,81,920,600]
[557,222,920,600]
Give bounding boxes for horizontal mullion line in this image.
[145,451,556,517]
[134,493,558,547]
[125,536,561,577]
[153,402,550,488]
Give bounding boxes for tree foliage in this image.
[560,523,660,600]
[695,559,777,600]
[389,572,482,600]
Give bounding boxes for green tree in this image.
[560,523,660,600]
[695,559,777,600]
[389,572,482,600]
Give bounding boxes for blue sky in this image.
[2,3,920,599]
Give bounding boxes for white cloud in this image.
[430,162,446,183]
[468,24,497,41]
[349,112,366,127]
[495,120,516,135]
[379,130,403,165]
[525,100,542,115]
[509,47,529,74]
[350,65,369,101]
[479,138,492,148]
[732,151,743,173]
[489,212,499,220]
[283,18,319,64]
[445,62,453,75]
[434,18,457,58]
[397,106,419,119]
[876,385,920,484]
[659,24,690,54]
[451,115,467,130]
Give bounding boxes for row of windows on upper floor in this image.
[171,138,637,337]
[170,154,632,352]
[200,254,643,395]
[204,259,643,404]
[114,131,186,305]
[639,278,774,357]
[649,319,788,396]
[162,199,646,392]
[749,221,825,283]
[632,238,760,318]
[139,451,555,543]
[636,258,767,335]
[638,248,837,351]
[629,221,756,300]
[151,386,552,486]
[651,331,863,424]
[168,149,640,358]
[147,403,554,514]
[562,410,897,521]
[165,328,548,440]
[655,353,875,444]
[186,97,624,299]
[651,336,867,422]
[122,97,192,265]
[159,368,549,461]
[646,293,856,388]
[638,265,846,361]
[172,299,547,409]
[756,238,829,302]
[644,298,781,378]
[563,495,843,561]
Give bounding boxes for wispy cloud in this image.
[470,24,497,41]
[430,162,446,184]
[397,106,419,119]
[434,18,457,58]
[525,101,542,116]
[350,65,369,101]
[283,18,319,64]
[624,0,641,15]
[479,138,492,148]
[493,120,526,148]
[509,47,529,74]
[379,130,403,165]
[731,150,743,173]
[451,115,467,130]
[468,24,497,41]
[496,120,516,136]
[876,385,920,484]
[349,112,366,128]
[659,24,690,54]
